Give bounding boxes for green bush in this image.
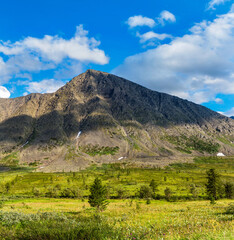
[60,187,82,199]
[164,187,173,201]
[0,211,122,240]
[138,185,152,199]
[165,135,220,153]
[225,203,234,215]
[116,188,126,199]
[80,144,119,156]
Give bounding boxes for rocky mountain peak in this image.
[0,70,233,172]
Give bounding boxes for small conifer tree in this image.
[149,179,158,193]
[206,169,221,200]
[164,187,172,201]
[224,182,233,199]
[5,182,10,193]
[88,178,108,211]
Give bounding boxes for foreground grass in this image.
[0,199,233,239]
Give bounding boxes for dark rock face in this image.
[0,69,233,171]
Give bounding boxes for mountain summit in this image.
[0,70,233,171]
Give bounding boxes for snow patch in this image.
[21,141,29,148]
[75,131,82,140]
[217,152,225,157]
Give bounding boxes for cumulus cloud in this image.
[0,25,108,65]
[26,79,65,94]
[126,15,155,28]
[136,31,172,43]
[208,0,231,10]
[0,86,10,98]
[0,25,109,85]
[126,11,175,45]
[158,10,176,25]
[114,5,234,104]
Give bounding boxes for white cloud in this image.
[126,15,155,28]
[26,79,65,94]
[136,31,172,43]
[208,0,231,10]
[126,11,175,29]
[0,25,108,65]
[114,5,234,104]
[0,86,10,98]
[223,107,234,117]
[188,91,215,104]
[158,10,176,25]
[126,11,175,45]
[22,25,108,64]
[0,25,109,85]
[214,98,224,104]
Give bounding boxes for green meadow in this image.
[0,156,233,239]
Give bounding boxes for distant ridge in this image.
[0,69,233,172]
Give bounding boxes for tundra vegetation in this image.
[0,156,233,239]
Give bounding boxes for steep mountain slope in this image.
[0,70,233,171]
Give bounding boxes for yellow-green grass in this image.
[0,157,233,198]
[1,198,233,239]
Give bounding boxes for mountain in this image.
[231,116,234,119]
[0,69,233,172]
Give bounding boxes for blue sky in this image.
[0,0,233,116]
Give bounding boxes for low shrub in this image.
[80,144,119,156]
[225,203,234,215]
[0,211,123,240]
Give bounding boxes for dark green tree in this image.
[116,188,125,199]
[206,169,221,200]
[164,187,172,201]
[224,182,233,199]
[149,179,158,193]
[138,185,152,199]
[88,178,108,211]
[5,182,10,193]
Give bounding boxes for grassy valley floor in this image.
[0,156,233,239]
